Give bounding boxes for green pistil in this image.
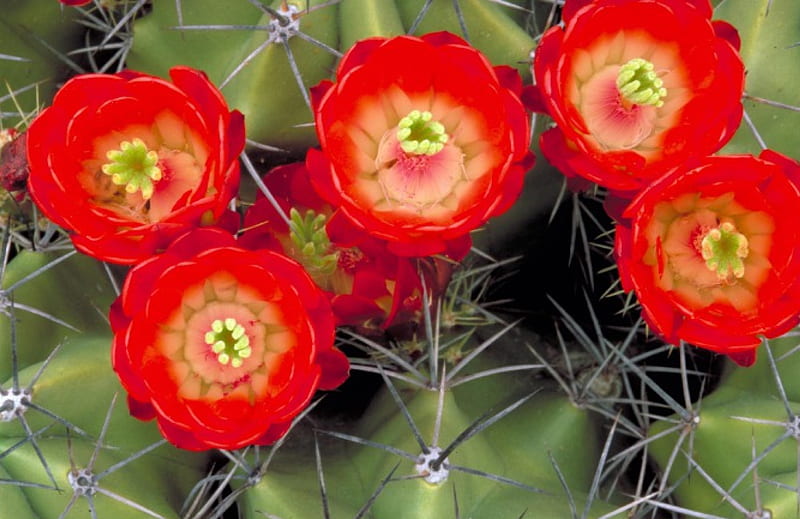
[700,222,749,281]
[289,208,338,277]
[616,58,667,108]
[101,138,162,199]
[204,318,251,368]
[396,110,449,156]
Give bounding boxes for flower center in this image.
[396,110,449,156]
[204,317,252,368]
[616,58,667,108]
[101,138,162,200]
[699,222,749,282]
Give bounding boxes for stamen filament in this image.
[101,138,162,199]
[396,110,449,156]
[204,318,251,367]
[616,58,667,108]
[700,221,749,281]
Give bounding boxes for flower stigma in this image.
[700,221,749,282]
[616,58,667,108]
[396,110,449,156]
[101,138,162,199]
[204,317,252,368]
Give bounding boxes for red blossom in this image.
[532,0,744,195]
[309,32,534,258]
[110,227,349,450]
[241,162,435,331]
[26,66,244,264]
[614,151,800,366]
[59,0,92,5]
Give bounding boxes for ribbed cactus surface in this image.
[2,1,800,519]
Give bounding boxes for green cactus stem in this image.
[237,334,623,518]
[649,335,800,517]
[0,335,210,519]
[128,0,536,151]
[0,0,85,128]
[0,250,116,382]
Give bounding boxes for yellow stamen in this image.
[204,318,251,367]
[700,221,749,281]
[396,110,449,156]
[616,58,667,108]
[101,138,162,199]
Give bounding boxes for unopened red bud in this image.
[0,130,29,196]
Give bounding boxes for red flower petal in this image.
[712,20,742,51]
[242,162,430,330]
[111,228,349,450]
[615,152,800,363]
[26,67,244,264]
[535,0,744,195]
[309,33,533,257]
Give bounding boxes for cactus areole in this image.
[0,388,30,422]
[68,468,98,497]
[415,447,450,485]
[266,3,301,43]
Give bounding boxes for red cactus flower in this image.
[309,32,534,258]
[26,66,244,264]
[615,151,800,366]
[241,162,433,331]
[532,0,744,195]
[110,227,349,450]
[59,0,91,5]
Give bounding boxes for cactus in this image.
[0,334,210,519]
[2,1,800,519]
[125,0,536,150]
[649,333,800,518]
[0,0,85,128]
